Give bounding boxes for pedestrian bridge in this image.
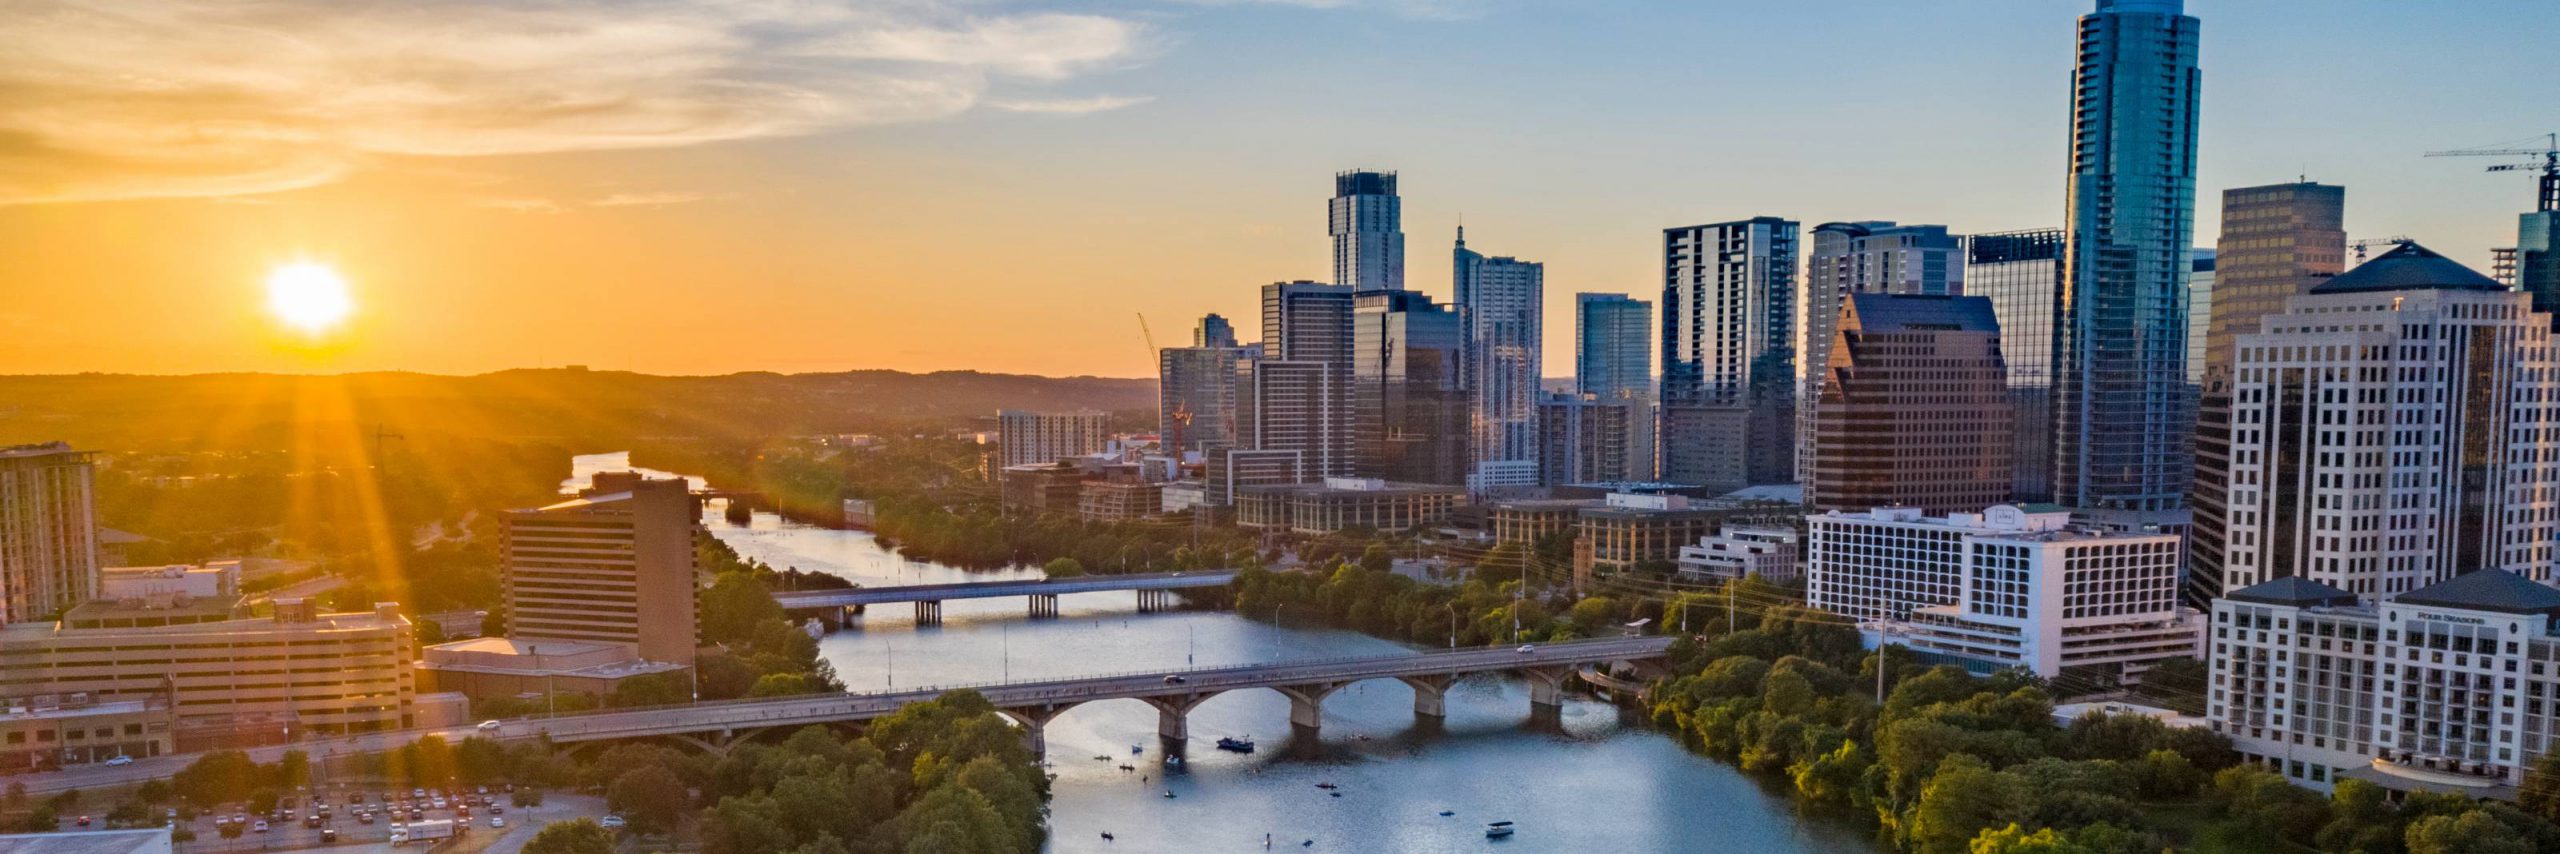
[773,569,1239,623]
[506,635,1674,755]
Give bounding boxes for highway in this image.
[6,636,1670,795]
[771,569,1239,608]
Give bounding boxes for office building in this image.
[503,472,700,666]
[1453,229,1544,488]
[2205,242,2559,599]
[1675,525,1800,583]
[1811,504,2198,681]
[0,599,417,741]
[997,409,1109,469]
[2207,570,2560,796]
[1662,217,1799,490]
[2185,182,2347,606]
[2520,210,2560,328]
[1331,170,1404,292]
[1261,281,1357,474]
[1352,289,1468,485]
[1233,477,1464,535]
[1159,317,1255,453]
[0,443,98,627]
[1968,229,2066,502]
[1806,294,2011,515]
[1798,222,1964,478]
[416,635,690,702]
[2186,248,2215,384]
[1572,493,1780,590]
[1577,294,1655,480]
[1233,358,1346,480]
[1000,463,1093,517]
[1195,312,1238,348]
[1203,447,1309,506]
[1537,392,1642,487]
[2056,0,2202,514]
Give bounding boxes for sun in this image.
[266,262,355,334]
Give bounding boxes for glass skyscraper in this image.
[1967,228,2065,503]
[2055,0,2201,513]
[1797,221,1964,484]
[1661,216,1798,490]
[1330,170,1404,293]
[1453,228,1543,488]
[1575,293,1654,481]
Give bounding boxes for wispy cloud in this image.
[589,191,708,207]
[477,197,566,214]
[1,1,1154,205]
[989,95,1155,114]
[1157,0,1480,20]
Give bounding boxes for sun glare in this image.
[266,262,355,334]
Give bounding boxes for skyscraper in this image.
[2185,182,2345,605]
[2206,243,2559,597]
[1798,222,1964,481]
[1260,281,1356,477]
[1353,290,1468,485]
[1195,312,1238,348]
[1966,229,2065,502]
[2519,208,2560,327]
[0,442,97,627]
[1576,293,1654,480]
[1229,358,1344,484]
[2055,0,2201,514]
[1661,216,1798,490]
[997,409,1109,468]
[1160,313,1256,453]
[1330,170,1404,293]
[1536,392,1640,486]
[1806,294,2011,515]
[505,472,699,665]
[2184,248,2214,385]
[1453,228,1543,488]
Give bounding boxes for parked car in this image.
[599,815,627,829]
[252,820,269,833]
[103,755,133,766]
[489,817,506,828]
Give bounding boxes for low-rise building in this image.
[0,600,416,742]
[1572,493,1736,589]
[1000,463,1094,517]
[1675,525,1800,583]
[1234,477,1465,535]
[1813,505,2199,681]
[1487,499,1596,547]
[2207,570,2560,798]
[415,636,690,701]
[0,693,175,771]
[96,561,241,604]
[1079,479,1164,522]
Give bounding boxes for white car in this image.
[599,815,626,829]
[1516,644,1535,654]
[252,820,269,833]
[489,817,506,828]
[103,755,133,766]
[477,720,503,732]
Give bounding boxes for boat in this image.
[1131,744,1145,755]
[1328,792,1341,798]
[1093,755,1112,761]
[1437,811,1455,817]
[1216,737,1257,753]
[1162,790,1176,799]
[1313,782,1337,790]
[1163,755,1183,767]
[1486,821,1516,839]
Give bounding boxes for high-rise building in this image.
[2056,0,2202,514]
[1661,217,1798,490]
[2185,182,2345,606]
[997,409,1109,468]
[1330,170,1403,292]
[0,442,97,627]
[1809,504,2199,681]
[1453,228,1543,488]
[1798,222,1964,479]
[1232,359,1346,480]
[2206,243,2559,599]
[1261,280,1356,473]
[1806,294,2011,515]
[2185,248,2215,384]
[1576,293,1654,479]
[1967,229,2066,502]
[2519,209,2560,327]
[1159,339,1254,454]
[503,472,700,665]
[1195,313,1238,348]
[1536,392,1641,486]
[1352,290,1469,485]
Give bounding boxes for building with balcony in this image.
[1234,477,1465,535]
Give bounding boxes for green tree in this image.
[523,818,618,854]
[2522,751,2560,826]
[611,671,694,707]
[275,750,310,789]
[608,765,690,835]
[703,795,794,854]
[2405,810,2533,854]
[702,571,787,645]
[1968,823,2094,854]
[897,784,1015,854]
[1905,754,2023,854]
[1040,557,1084,578]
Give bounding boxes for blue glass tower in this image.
[2056,0,2200,513]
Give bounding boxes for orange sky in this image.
[4,1,2551,379]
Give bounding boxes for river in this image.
[566,453,1873,853]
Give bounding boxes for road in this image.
[771,569,1239,608]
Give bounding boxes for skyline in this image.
[3,0,2555,378]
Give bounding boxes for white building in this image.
[98,561,240,603]
[1675,525,1800,583]
[2207,570,2560,798]
[2211,242,2560,598]
[1810,504,2199,680]
[0,443,97,628]
[996,410,1110,469]
[1454,228,1543,489]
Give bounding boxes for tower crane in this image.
[1138,314,1190,467]
[2426,133,2559,213]
[2348,236,2411,265]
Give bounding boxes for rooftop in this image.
[2308,241,2504,295]
[2392,569,2560,616]
[2226,576,2361,609]
[0,829,171,854]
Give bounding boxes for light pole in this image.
[1271,603,1286,658]
[1001,624,1010,682]
[1445,601,1458,650]
[887,640,895,688]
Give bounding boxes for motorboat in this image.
[1216,737,1257,753]
[1486,821,1516,839]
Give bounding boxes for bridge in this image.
[9,638,1674,793]
[774,569,1239,623]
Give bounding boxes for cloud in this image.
[989,95,1154,114]
[0,1,1152,205]
[1156,0,1479,19]
[477,197,566,214]
[589,191,707,207]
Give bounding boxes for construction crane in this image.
[2349,236,2411,265]
[2426,132,2559,213]
[1137,313,1187,468]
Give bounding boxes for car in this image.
[410,809,425,821]
[74,816,91,827]
[476,720,503,732]
[489,817,505,828]
[103,755,133,766]
[358,813,375,825]
[1161,674,1187,684]
[232,813,247,825]
[599,815,627,829]
[252,820,269,833]
[490,806,504,816]
[1516,644,1536,653]
[476,786,489,795]
[321,828,338,843]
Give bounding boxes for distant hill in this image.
[0,369,1156,451]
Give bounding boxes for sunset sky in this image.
[2,0,2552,379]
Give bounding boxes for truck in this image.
[389,819,455,846]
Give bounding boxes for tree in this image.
[2405,810,2534,854]
[608,765,690,835]
[1040,557,1084,578]
[276,750,311,789]
[2522,751,2560,826]
[1359,544,1392,574]
[524,818,618,854]
[1968,823,2094,854]
[611,671,693,707]
[1906,754,2023,854]
[701,571,786,645]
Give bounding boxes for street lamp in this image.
[1444,601,1458,650]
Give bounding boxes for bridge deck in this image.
[773,569,1238,608]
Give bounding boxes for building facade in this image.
[1967,229,2067,502]
[1330,170,1404,292]
[1675,525,1801,583]
[1799,222,1964,479]
[2207,243,2560,599]
[0,443,98,628]
[1661,217,1799,489]
[1812,504,2197,681]
[1233,477,1464,535]
[1806,294,2011,515]
[1536,393,1642,487]
[1159,334,1255,454]
[997,410,1109,469]
[0,601,416,738]
[1576,293,1655,480]
[2056,0,2202,514]
[1352,289,1468,485]
[2519,209,2560,328]
[503,473,700,666]
[2186,248,2216,384]
[1454,229,1544,488]
[1261,281,1357,476]
[2186,182,2347,606]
